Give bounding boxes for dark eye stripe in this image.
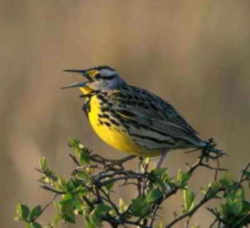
[95,74,116,80]
[103,75,116,80]
[95,74,101,79]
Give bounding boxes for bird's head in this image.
[62,65,125,95]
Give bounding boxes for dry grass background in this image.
[1,1,250,227]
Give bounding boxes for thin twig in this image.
[165,188,224,228]
[40,194,58,215]
[69,153,81,166]
[41,185,65,194]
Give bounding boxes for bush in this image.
[15,139,250,228]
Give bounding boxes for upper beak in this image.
[64,69,87,74]
[62,69,90,89]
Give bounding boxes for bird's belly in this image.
[88,96,161,157]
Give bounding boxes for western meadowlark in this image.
[63,65,221,167]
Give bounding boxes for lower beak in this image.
[61,81,88,89]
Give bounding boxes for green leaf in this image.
[40,157,48,171]
[205,182,221,198]
[242,170,250,179]
[130,196,151,217]
[183,188,195,212]
[29,205,42,221]
[27,222,42,228]
[119,198,128,213]
[87,203,111,228]
[143,157,151,165]
[235,188,244,200]
[242,200,250,213]
[54,177,67,191]
[104,180,114,192]
[16,203,30,221]
[60,193,74,205]
[149,168,173,191]
[68,138,90,165]
[68,138,80,148]
[150,168,168,182]
[94,203,111,217]
[156,222,164,228]
[219,176,234,189]
[146,188,162,203]
[86,216,98,228]
[176,169,191,187]
[75,170,90,181]
[79,150,90,165]
[62,213,75,224]
[223,188,245,216]
[58,194,76,223]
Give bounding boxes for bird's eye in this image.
[95,74,101,80]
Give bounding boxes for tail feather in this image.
[201,138,226,158]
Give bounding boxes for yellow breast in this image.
[87,95,161,156]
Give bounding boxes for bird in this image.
[62,65,221,168]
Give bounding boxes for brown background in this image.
[1,1,250,227]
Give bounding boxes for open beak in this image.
[62,69,90,89]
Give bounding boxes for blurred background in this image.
[1,1,250,227]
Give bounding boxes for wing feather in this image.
[108,86,203,149]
